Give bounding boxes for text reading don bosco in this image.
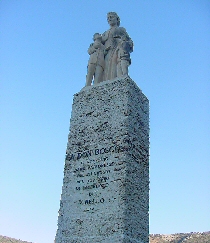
[65,142,135,161]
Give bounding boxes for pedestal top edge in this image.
[76,76,148,101]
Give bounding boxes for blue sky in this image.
[1,1,210,243]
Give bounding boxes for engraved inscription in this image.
[66,141,135,162]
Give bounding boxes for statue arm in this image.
[120,27,134,53]
[128,39,134,53]
[88,43,96,55]
[101,31,108,44]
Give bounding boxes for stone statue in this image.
[85,12,133,87]
[116,35,131,77]
[86,33,105,86]
[102,12,133,81]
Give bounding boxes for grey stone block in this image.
[55,77,149,243]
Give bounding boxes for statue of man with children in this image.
[85,12,133,86]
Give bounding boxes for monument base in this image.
[55,77,149,243]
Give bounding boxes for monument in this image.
[55,12,149,243]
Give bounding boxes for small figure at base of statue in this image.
[85,12,133,87]
[86,33,105,86]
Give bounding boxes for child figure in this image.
[116,35,131,78]
[86,33,105,86]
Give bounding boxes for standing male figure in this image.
[86,33,105,86]
[101,12,133,81]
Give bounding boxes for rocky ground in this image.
[150,231,210,243]
[1,231,210,243]
[0,235,32,243]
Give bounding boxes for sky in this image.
[0,1,210,242]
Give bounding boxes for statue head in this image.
[93,33,102,41]
[107,12,120,27]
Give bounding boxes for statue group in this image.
[86,12,133,86]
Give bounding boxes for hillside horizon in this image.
[1,231,210,243]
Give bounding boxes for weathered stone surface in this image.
[55,77,149,243]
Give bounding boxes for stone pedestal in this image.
[55,77,149,243]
